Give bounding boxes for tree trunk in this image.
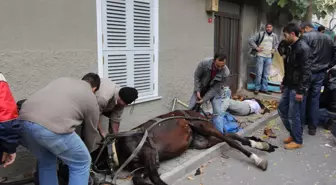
[305,0,313,21]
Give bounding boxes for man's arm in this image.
[329,41,336,69]
[193,61,204,93]
[82,99,100,152]
[296,44,312,95]
[108,106,124,133]
[273,34,280,52]
[202,65,230,102]
[248,32,260,49]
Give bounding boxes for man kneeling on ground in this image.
[18,73,101,185]
[278,23,312,150]
[188,52,230,115]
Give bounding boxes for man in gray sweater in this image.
[188,52,230,115]
[18,73,101,185]
[96,78,138,136]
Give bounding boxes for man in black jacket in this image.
[300,22,336,135]
[278,23,312,150]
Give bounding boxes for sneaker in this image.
[283,136,293,144]
[284,142,302,150]
[308,129,316,136]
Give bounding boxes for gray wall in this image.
[0,0,214,131]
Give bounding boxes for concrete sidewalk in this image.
[174,118,336,185]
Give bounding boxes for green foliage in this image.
[266,0,336,20]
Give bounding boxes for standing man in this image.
[300,22,336,135]
[0,73,22,168]
[188,52,230,115]
[19,73,101,185]
[96,78,138,136]
[249,23,279,95]
[278,23,312,149]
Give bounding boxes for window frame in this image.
[96,0,160,104]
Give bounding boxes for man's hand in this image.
[1,152,16,168]
[196,92,201,100]
[256,47,263,52]
[295,94,303,102]
[196,99,204,104]
[109,122,120,134]
[280,84,284,93]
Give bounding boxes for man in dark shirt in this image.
[278,23,312,149]
[300,22,336,135]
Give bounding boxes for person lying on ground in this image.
[0,73,22,168]
[18,73,101,185]
[222,98,270,116]
[188,52,230,115]
[95,78,138,136]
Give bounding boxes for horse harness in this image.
[93,110,213,184]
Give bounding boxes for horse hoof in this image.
[257,159,268,171]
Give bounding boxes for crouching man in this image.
[18,73,101,185]
[0,73,22,168]
[278,23,312,150]
[96,78,138,136]
[188,52,230,115]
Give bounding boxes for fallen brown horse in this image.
[88,109,278,185]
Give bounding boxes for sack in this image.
[212,113,241,134]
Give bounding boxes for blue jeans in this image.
[306,72,325,130]
[255,56,272,91]
[278,88,306,144]
[19,120,91,185]
[188,92,222,115]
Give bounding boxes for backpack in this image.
[212,112,241,134]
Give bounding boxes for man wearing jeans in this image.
[300,22,336,135]
[18,73,101,185]
[249,23,279,95]
[188,52,230,115]
[278,23,312,149]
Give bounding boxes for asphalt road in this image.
[174,118,336,185]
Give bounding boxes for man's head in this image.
[300,22,314,34]
[213,52,227,70]
[265,23,273,34]
[283,23,301,44]
[81,73,101,93]
[318,25,325,33]
[118,87,138,106]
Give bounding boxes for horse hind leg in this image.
[190,121,268,171]
[224,133,278,153]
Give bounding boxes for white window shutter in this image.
[102,0,156,99]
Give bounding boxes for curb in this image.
[119,110,279,185]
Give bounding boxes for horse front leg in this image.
[191,121,268,171]
[224,133,278,153]
[132,169,152,185]
[141,146,168,185]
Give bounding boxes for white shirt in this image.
[243,99,261,114]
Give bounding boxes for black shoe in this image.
[254,90,259,95]
[260,90,272,95]
[308,129,316,136]
[324,119,334,130]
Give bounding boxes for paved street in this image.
[174,118,336,185]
